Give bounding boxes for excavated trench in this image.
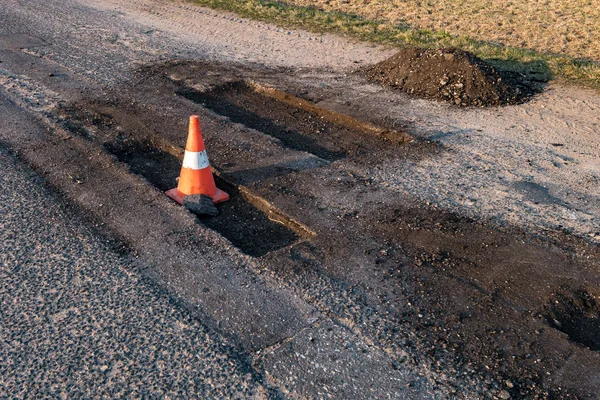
[61,74,409,258]
[52,60,600,399]
[178,82,346,162]
[176,80,411,163]
[59,71,411,256]
[103,139,302,257]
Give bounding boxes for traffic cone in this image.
[165,115,229,205]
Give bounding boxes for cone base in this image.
[165,187,230,205]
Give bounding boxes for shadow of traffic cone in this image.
[165,115,229,205]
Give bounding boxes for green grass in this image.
[186,0,600,89]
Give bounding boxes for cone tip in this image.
[189,115,200,129]
[186,115,204,152]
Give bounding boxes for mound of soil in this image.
[365,48,533,107]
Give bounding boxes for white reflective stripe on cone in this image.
[182,150,210,170]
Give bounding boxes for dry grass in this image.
[288,0,600,63]
[187,0,600,89]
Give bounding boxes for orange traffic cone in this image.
[165,115,229,205]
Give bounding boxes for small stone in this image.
[183,194,219,217]
[505,380,514,388]
[552,318,562,328]
[498,389,511,399]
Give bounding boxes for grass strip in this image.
[185,0,600,90]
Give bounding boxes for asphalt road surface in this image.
[1,0,599,399]
[0,96,264,398]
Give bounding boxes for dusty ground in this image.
[1,0,599,398]
[283,0,600,62]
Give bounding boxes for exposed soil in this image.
[365,47,541,106]
[544,289,600,351]
[178,82,345,161]
[198,177,300,257]
[256,166,600,399]
[103,139,300,257]
[29,59,600,399]
[177,80,407,163]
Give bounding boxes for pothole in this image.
[104,139,302,257]
[176,80,410,162]
[543,289,600,351]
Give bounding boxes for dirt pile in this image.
[365,48,530,106]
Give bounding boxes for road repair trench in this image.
[176,80,411,163]
[51,59,599,398]
[60,67,411,257]
[103,139,301,257]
